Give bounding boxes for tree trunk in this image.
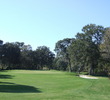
[89,64,94,75]
[68,59,71,72]
[68,58,72,72]
[68,66,72,72]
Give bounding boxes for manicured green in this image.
[0,70,110,100]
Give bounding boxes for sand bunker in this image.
[79,75,98,79]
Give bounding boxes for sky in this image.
[0,0,110,52]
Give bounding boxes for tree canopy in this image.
[54,24,109,76]
[0,24,110,76]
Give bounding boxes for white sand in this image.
[79,75,98,79]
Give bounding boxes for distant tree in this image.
[82,24,105,75]
[14,42,24,51]
[35,46,55,70]
[100,28,110,58]
[54,38,73,72]
[68,24,105,75]
[1,42,20,69]
[53,57,68,71]
[0,42,55,70]
[99,28,110,75]
[0,40,3,69]
[82,24,105,45]
[68,36,86,74]
[0,40,3,45]
[20,44,33,69]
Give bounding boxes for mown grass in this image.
[0,70,110,100]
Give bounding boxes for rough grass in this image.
[0,70,110,100]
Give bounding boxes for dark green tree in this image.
[1,42,20,69]
[82,24,105,75]
[54,38,73,72]
[53,57,68,71]
[99,28,110,75]
[20,44,33,69]
[68,24,105,75]
[35,46,55,70]
[0,40,3,69]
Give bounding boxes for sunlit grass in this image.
[0,70,110,100]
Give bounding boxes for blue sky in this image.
[0,0,110,52]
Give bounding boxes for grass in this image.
[0,70,110,100]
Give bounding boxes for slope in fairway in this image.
[0,70,110,100]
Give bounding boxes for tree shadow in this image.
[0,70,8,72]
[0,82,15,84]
[0,82,41,93]
[0,74,14,79]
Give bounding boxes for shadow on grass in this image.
[0,74,14,79]
[0,82,15,84]
[0,70,9,72]
[0,82,41,93]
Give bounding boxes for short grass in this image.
[0,70,110,100]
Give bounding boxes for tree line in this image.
[0,41,55,70]
[0,24,110,76]
[54,24,110,76]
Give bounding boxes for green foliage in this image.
[53,57,68,71]
[54,38,73,72]
[0,41,55,70]
[55,24,106,75]
[33,46,55,69]
[1,42,21,69]
[98,28,110,75]
[0,23,109,76]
